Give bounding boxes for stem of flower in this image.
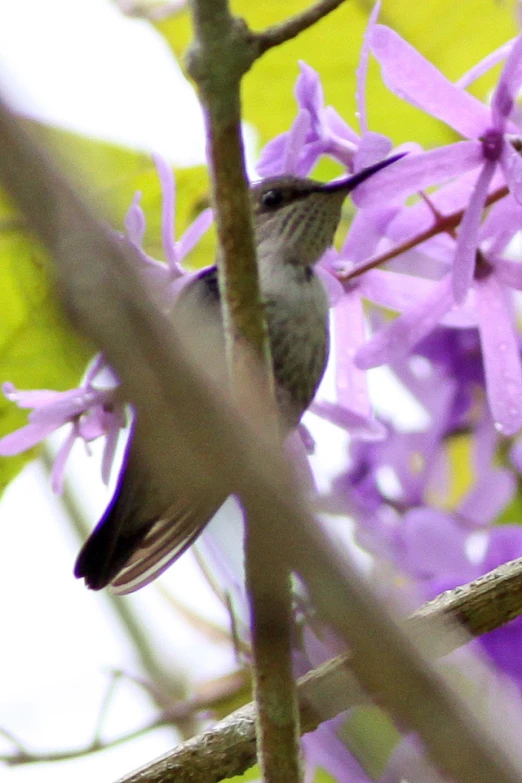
[341,185,509,282]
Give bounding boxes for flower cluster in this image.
[0,156,213,487]
[3,3,522,781]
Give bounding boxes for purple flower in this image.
[124,153,213,309]
[399,514,522,688]
[257,4,393,179]
[354,26,522,303]
[355,193,522,435]
[257,61,364,178]
[0,157,213,491]
[0,356,125,492]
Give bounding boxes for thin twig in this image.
[252,0,350,56]
[0,727,30,755]
[0,668,247,766]
[91,671,124,746]
[1,718,170,766]
[341,185,509,282]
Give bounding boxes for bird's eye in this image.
[261,189,284,209]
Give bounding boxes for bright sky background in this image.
[0,2,426,781]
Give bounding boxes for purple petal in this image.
[457,39,515,90]
[371,25,490,137]
[152,153,177,270]
[483,526,522,572]
[452,161,496,303]
[511,439,522,473]
[320,108,360,167]
[311,400,386,440]
[340,206,398,264]
[440,299,478,328]
[383,735,447,783]
[352,130,392,171]
[355,0,381,134]
[29,389,108,426]
[78,405,118,441]
[51,425,77,494]
[302,715,369,783]
[284,110,312,174]
[315,262,343,306]
[101,418,123,485]
[480,196,522,254]
[2,383,64,408]
[176,207,213,263]
[322,105,360,146]
[124,192,146,245]
[334,291,371,416]
[293,140,329,177]
[164,268,203,307]
[495,260,522,290]
[257,132,289,177]
[500,142,522,205]
[492,34,522,125]
[476,274,522,435]
[400,507,469,577]
[359,269,435,312]
[387,168,484,245]
[295,61,324,117]
[0,420,60,455]
[83,353,108,388]
[355,276,454,369]
[459,468,515,527]
[353,142,483,208]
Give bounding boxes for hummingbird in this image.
[75,154,403,594]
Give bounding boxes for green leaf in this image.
[0,225,92,490]
[494,483,522,526]
[313,768,339,783]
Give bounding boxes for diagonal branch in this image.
[341,185,509,282]
[252,0,351,57]
[113,554,522,783]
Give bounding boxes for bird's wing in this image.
[75,266,230,591]
[109,489,228,594]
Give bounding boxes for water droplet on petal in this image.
[494,421,506,434]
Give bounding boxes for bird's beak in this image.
[321,152,406,194]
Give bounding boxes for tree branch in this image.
[113,554,522,783]
[185,0,301,778]
[252,0,350,56]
